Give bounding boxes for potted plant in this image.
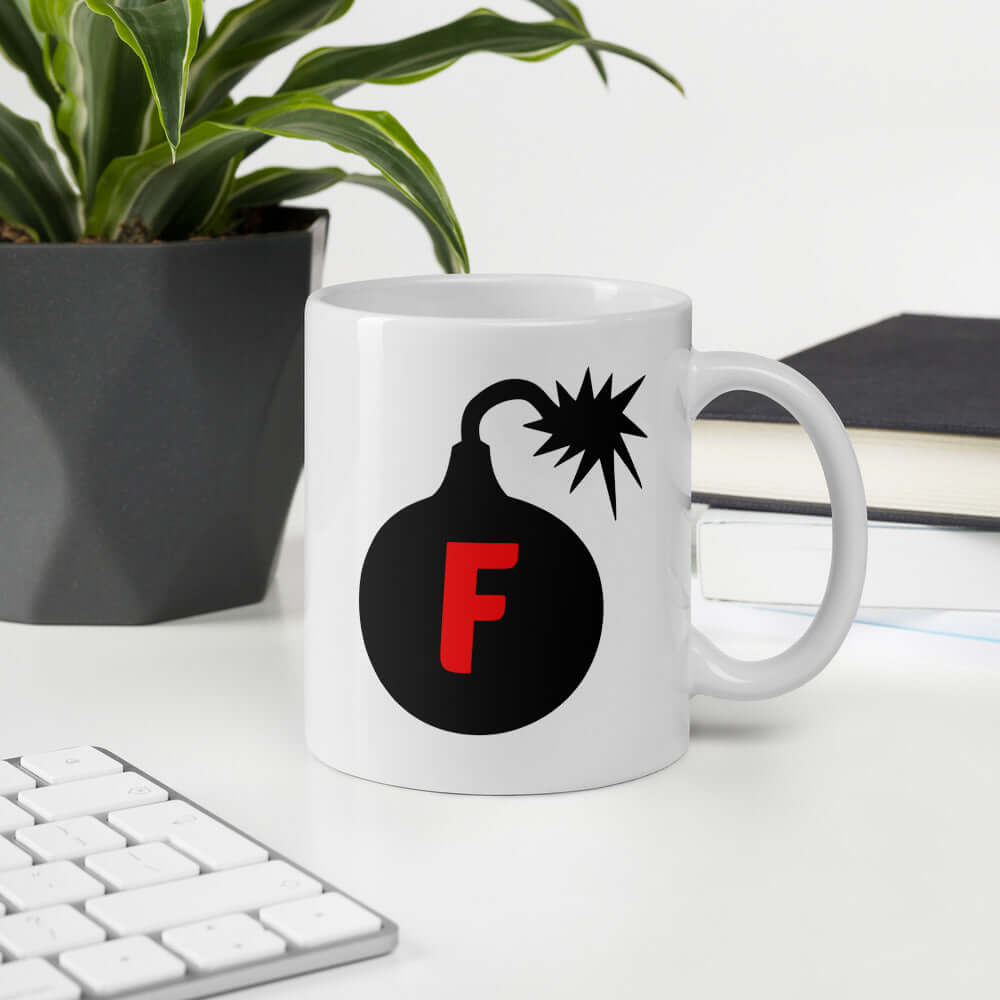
[0,0,680,625]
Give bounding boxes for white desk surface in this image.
[2,499,999,999]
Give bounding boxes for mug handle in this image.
[686,351,868,699]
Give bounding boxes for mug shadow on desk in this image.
[689,716,798,744]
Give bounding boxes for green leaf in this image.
[0,0,60,110]
[0,166,42,241]
[29,1,173,205]
[227,166,464,272]
[83,0,203,155]
[280,9,682,100]
[186,0,354,123]
[87,92,468,270]
[526,0,606,83]
[193,153,241,235]
[228,165,347,209]
[336,173,465,274]
[0,103,81,241]
[580,39,683,95]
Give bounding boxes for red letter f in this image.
[440,542,519,674]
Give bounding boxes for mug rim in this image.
[308,273,692,326]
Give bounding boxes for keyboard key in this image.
[18,773,166,823]
[0,800,33,836]
[0,838,31,873]
[59,936,185,997]
[0,763,34,797]
[19,748,122,786]
[261,893,383,948]
[0,904,106,958]
[84,843,199,891]
[16,817,126,862]
[162,914,285,972]
[0,862,105,912]
[0,958,80,999]
[86,860,321,936]
[109,801,267,871]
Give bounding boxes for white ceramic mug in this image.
[305,275,867,794]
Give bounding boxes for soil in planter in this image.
[0,206,320,246]
[0,220,34,243]
[218,206,319,239]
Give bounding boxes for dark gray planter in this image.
[0,208,327,624]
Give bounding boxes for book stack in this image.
[692,313,1000,616]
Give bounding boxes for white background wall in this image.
[5,0,1000,356]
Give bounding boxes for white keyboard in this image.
[0,749,396,999]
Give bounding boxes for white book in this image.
[692,420,1000,524]
[696,508,1000,610]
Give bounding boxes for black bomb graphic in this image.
[359,370,646,735]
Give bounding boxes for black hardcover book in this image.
[692,314,1000,528]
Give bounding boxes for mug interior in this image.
[310,274,690,323]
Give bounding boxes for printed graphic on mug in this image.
[359,370,647,735]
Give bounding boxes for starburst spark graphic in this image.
[524,369,646,517]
